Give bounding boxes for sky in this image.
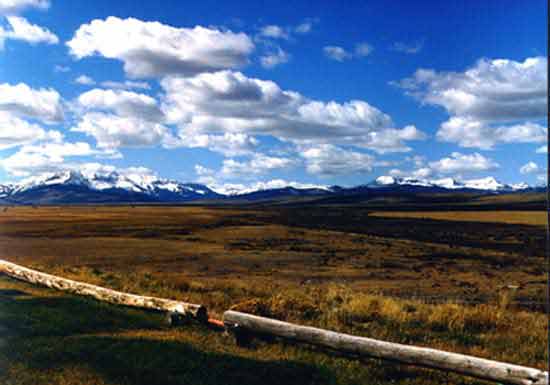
[0,0,547,191]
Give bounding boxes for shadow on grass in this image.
[12,335,335,385]
[0,286,336,385]
[0,294,164,338]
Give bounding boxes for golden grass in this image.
[370,210,547,226]
[0,205,546,384]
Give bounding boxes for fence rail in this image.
[224,310,548,385]
[0,259,207,322]
[1,258,547,385]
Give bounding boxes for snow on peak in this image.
[431,178,462,189]
[375,176,396,185]
[372,175,529,192]
[463,177,504,191]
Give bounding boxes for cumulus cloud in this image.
[166,132,258,156]
[194,153,296,185]
[389,167,432,179]
[0,82,63,123]
[258,25,289,40]
[1,141,106,177]
[361,125,426,153]
[220,153,295,178]
[72,112,171,150]
[428,152,499,174]
[71,88,175,151]
[77,88,164,122]
[520,161,539,175]
[260,47,290,68]
[300,144,374,175]
[0,15,58,46]
[161,70,424,153]
[75,74,95,85]
[396,57,546,148]
[536,145,547,154]
[0,0,49,15]
[0,111,61,150]
[436,117,546,149]
[67,16,254,78]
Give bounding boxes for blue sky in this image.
[0,0,546,190]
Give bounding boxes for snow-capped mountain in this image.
[371,175,531,193]
[0,170,535,205]
[3,170,221,204]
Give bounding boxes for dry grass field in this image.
[370,210,547,226]
[0,205,546,385]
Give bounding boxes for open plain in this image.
[0,202,547,385]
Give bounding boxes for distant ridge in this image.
[0,170,538,205]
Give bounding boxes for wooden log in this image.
[223,310,548,385]
[0,259,207,322]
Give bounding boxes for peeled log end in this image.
[191,305,208,324]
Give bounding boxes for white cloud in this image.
[355,42,373,57]
[220,153,295,178]
[260,47,290,68]
[390,40,423,54]
[100,80,150,90]
[1,141,104,177]
[258,19,317,40]
[73,88,175,151]
[0,82,63,123]
[436,117,546,149]
[323,45,351,61]
[161,70,424,153]
[77,88,164,122]
[324,43,373,61]
[536,145,547,154]
[520,161,539,175]
[258,25,289,40]
[294,21,313,34]
[389,167,432,179]
[166,132,258,156]
[428,152,499,174]
[300,144,374,175]
[75,74,95,85]
[0,15,58,45]
[0,111,61,150]
[75,77,151,90]
[67,16,254,78]
[72,112,172,150]
[397,57,546,148]
[361,125,426,154]
[0,0,49,15]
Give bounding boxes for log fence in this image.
[1,258,547,385]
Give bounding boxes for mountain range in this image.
[0,170,540,205]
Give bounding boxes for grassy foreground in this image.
[0,271,546,385]
[0,205,546,384]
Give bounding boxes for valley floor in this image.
[0,205,546,384]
